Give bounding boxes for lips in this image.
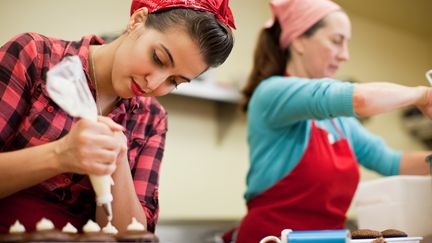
[131,79,145,96]
[330,64,339,70]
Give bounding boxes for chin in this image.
[117,89,134,99]
[327,68,339,77]
[325,71,337,78]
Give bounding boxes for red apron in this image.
[226,120,359,243]
[0,174,95,233]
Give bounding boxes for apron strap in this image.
[330,119,345,139]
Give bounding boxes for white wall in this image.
[430,37,432,66]
[157,96,249,219]
[0,1,130,45]
[0,1,430,221]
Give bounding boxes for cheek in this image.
[325,45,339,59]
[130,52,155,76]
[315,46,335,67]
[112,51,131,80]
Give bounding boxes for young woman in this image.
[224,0,430,242]
[0,0,235,233]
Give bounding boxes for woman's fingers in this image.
[83,160,117,175]
[56,117,127,175]
[85,133,124,151]
[85,148,119,164]
[97,116,124,132]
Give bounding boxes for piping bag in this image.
[46,55,113,220]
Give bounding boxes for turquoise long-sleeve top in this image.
[245,76,401,201]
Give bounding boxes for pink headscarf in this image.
[269,0,341,49]
[130,0,236,29]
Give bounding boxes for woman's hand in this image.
[415,86,432,119]
[54,116,125,175]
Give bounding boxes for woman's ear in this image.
[290,37,305,55]
[127,7,149,32]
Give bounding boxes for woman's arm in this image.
[98,109,167,233]
[0,117,123,198]
[353,83,431,117]
[399,151,430,175]
[0,141,62,198]
[256,77,355,127]
[95,137,147,233]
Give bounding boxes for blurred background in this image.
[1,0,431,242]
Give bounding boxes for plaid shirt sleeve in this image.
[0,33,39,148]
[127,100,167,232]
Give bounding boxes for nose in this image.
[338,43,350,62]
[147,71,170,91]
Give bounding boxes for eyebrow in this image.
[160,44,192,82]
[335,33,350,41]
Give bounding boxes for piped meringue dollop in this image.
[9,220,25,233]
[36,218,55,231]
[82,220,101,233]
[102,222,118,234]
[126,217,145,231]
[62,223,78,233]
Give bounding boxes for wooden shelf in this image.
[170,81,241,104]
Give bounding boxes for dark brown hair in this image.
[241,19,326,112]
[145,8,234,68]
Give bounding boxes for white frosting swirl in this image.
[102,222,118,234]
[82,220,101,233]
[36,218,55,231]
[126,217,145,231]
[62,223,78,233]
[9,220,25,233]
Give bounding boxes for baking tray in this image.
[351,237,423,243]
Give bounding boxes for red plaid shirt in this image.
[0,33,166,232]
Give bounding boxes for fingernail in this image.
[114,123,125,131]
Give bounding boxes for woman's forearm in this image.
[96,154,147,233]
[0,141,62,198]
[353,82,429,117]
[399,152,430,175]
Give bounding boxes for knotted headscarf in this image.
[131,0,236,29]
[268,0,341,49]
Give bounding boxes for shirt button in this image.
[64,178,71,184]
[47,106,54,112]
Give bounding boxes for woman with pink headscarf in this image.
[0,0,235,234]
[224,0,430,242]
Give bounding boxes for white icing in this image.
[9,220,25,233]
[102,222,118,234]
[82,220,101,233]
[126,217,145,231]
[36,218,55,231]
[62,223,78,233]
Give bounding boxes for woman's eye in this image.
[332,37,344,45]
[153,51,163,66]
[170,78,178,88]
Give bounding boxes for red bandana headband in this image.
[130,0,236,29]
